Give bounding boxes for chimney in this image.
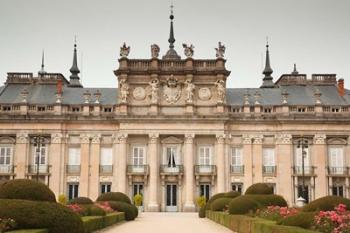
[338,79,345,97]
[56,79,63,95]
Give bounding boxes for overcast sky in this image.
[0,0,349,88]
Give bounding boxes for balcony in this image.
[0,165,15,174]
[262,166,277,176]
[27,165,50,175]
[230,165,244,175]
[160,165,184,174]
[195,165,217,175]
[127,165,149,175]
[99,165,113,175]
[292,166,315,176]
[66,165,81,175]
[327,167,348,176]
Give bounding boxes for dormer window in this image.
[297,107,306,113]
[37,106,46,112]
[72,107,80,112]
[2,106,11,111]
[263,107,272,113]
[103,107,112,113]
[331,107,340,113]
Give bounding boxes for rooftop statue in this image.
[182,43,194,58]
[215,79,225,103]
[119,79,129,103]
[151,44,160,58]
[185,79,195,104]
[215,42,225,58]
[120,42,130,58]
[149,78,159,104]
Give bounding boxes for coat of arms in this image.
[164,75,181,104]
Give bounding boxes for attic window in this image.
[37,106,46,112]
[230,107,241,113]
[263,107,272,113]
[72,107,80,112]
[297,107,306,113]
[2,106,11,111]
[103,107,112,113]
[331,107,340,113]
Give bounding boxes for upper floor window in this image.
[164,146,180,167]
[328,147,344,172]
[0,146,12,166]
[231,148,242,166]
[132,146,146,166]
[263,148,275,166]
[31,138,48,166]
[68,147,81,165]
[198,146,212,165]
[100,147,112,166]
[294,144,310,167]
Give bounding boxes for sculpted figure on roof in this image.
[215,42,225,58]
[182,43,194,58]
[215,79,225,103]
[120,79,129,103]
[120,42,130,58]
[151,44,160,58]
[149,78,159,104]
[185,79,195,104]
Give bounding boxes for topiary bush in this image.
[96,192,131,204]
[68,197,93,205]
[206,193,225,210]
[0,179,56,202]
[210,198,232,211]
[224,191,241,199]
[245,194,288,207]
[302,195,350,212]
[0,199,84,233]
[108,201,137,221]
[228,196,259,215]
[278,212,316,229]
[199,203,207,218]
[245,183,273,195]
[86,205,106,216]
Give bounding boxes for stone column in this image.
[79,134,90,197]
[216,134,226,193]
[183,134,195,212]
[242,135,253,189]
[313,134,327,199]
[276,134,293,205]
[49,133,63,198]
[89,134,101,200]
[148,133,159,212]
[252,135,263,183]
[117,133,128,193]
[15,132,28,179]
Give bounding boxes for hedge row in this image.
[7,230,48,233]
[82,212,125,233]
[206,210,317,233]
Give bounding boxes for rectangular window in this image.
[332,185,344,197]
[263,148,275,166]
[232,183,243,194]
[165,146,179,167]
[68,148,81,165]
[100,183,111,194]
[133,183,144,205]
[132,146,145,166]
[198,146,212,165]
[199,184,211,201]
[0,146,12,165]
[329,147,344,174]
[68,183,79,200]
[100,147,112,165]
[231,148,242,166]
[295,145,310,167]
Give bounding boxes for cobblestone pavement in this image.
[101,212,234,233]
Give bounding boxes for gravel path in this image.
[101,212,234,233]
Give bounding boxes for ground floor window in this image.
[232,183,243,194]
[297,185,310,203]
[133,183,144,205]
[68,183,79,200]
[199,184,211,201]
[332,185,344,197]
[101,183,111,194]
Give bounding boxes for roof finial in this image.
[68,37,83,87]
[260,38,275,88]
[38,50,47,76]
[162,2,181,60]
[291,63,299,75]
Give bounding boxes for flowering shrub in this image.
[67,203,86,215]
[95,202,114,213]
[314,204,350,233]
[0,218,16,232]
[256,206,299,221]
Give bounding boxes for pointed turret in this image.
[38,50,47,76]
[162,4,181,60]
[68,39,83,87]
[291,63,299,75]
[260,42,275,88]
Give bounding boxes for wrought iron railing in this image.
[327,166,348,176]
[0,165,14,174]
[66,165,81,174]
[27,165,50,174]
[160,165,184,174]
[293,166,315,175]
[99,165,113,175]
[127,165,149,174]
[194,165,217,174]
[262,166,277,176]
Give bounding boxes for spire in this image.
[291,63,299,75]
[68,37,83,87]
[260,39,275,88]
[38,50,47,76]
[162,3,181,60]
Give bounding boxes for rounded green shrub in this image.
[96,192,131,204]
[245,183,273,195]
[245,194,288,207]
[68,197,93,205]
[86,205,106,216]
[228,196,259,214]
[206,193,225,209]
[0,199,84,233]
[199,203,207,218]
[302,196,350,212]
[278,212,316,229]
[0,179,56,202]
[210,197,232,211]
[224,191,241,199]
[108,201,137,221]
[131,204,138,218]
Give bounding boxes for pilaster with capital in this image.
[313,133,327,198]
[79,133,90,197]
[184,134,195,211]
[15,132,29,178]
[242,134,253,187]
[90,134,101,200]
[252,134,263,183]
[49,133,63,195]
[216,134,226,193]
[117,133,128,193]
[148,133,159,211]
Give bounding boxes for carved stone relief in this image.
[133,87,146,100]
[198,87,212,101]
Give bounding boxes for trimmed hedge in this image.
[206,193,226,209]
[278,212,316,229]
[245,183,273,195]
[108,201,137,221]
[224,191,241,199]
[0,199,84,233]
[7,230,48,233]
[86,205,106,216]
[211,198,232,211]
[228,195,287,215]
[96,192,131,204]
[68,197,93,205]
[302,195,350,212]
[206,211,317,233]
[0,179,56,202]
[82,212,125,233]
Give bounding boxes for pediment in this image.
[327,138,347,145]
[161,136,183,144]
[0,136,15,144]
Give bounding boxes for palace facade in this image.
[0,12,350,212]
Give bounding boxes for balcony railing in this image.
[327,166,348,176]
[194,165,217,175]
[127,165,149,174]
[66,165,81,174]
[160,165,184,174]
[263,166,276,176]
[0,165,14,174]
[293,166,315,176]
[27,165,50,174]
[99,165,113,175]
[230,165,244,175]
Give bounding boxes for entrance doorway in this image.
[166,184,177,212]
